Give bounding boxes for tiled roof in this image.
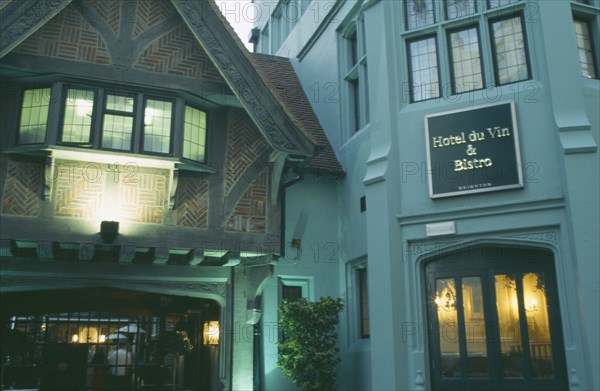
[251,54,345,177]
[209,2,343,176]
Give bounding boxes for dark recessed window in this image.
[357,267,370,338]
[281,284,303,302]
[360,196,366,212]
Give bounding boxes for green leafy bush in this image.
[276,297,344,391]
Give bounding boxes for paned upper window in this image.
[183,106,207,162]
[408,36,440,101]
[102,94,135,151]
[403,0,531,102]
[573,18,598,79]
[16,84,207,163]
[448,27,484,93]
[18,88,51,144]
[143,99,173,154]
[61,88,94,144]
[490,16,530,85]
[342,15,370,136]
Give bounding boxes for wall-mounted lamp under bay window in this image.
[203,321,220,345]
[100,221,119,243]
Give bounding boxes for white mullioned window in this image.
[573,18,598,79]
[403,0,532,103]
[342,15,370,135]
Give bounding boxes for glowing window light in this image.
[203,321,220,345]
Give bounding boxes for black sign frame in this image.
[425,101,524,198]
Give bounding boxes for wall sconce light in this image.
[72,334,79,343]
[100,221,119,243]
[203,321,220,345]
[99,335,106,343]
[434,289,456,311]
[525,298,538,312]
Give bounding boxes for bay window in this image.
[15,83,207,163]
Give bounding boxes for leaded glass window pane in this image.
[102,115,133,150]
[450,27,484,92]
[19,88,51,144]
[62,89,94,144]
[409,36,440,101]
[405,0,435,30]
[574,19,597,79]
[102,94,135,151]
[491,16,530,84]
[446,0,477,20]
[143,99,172,154]
[183,106,206,162]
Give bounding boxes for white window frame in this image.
[340,10,370,141]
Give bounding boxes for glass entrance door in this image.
[425,246,567,391]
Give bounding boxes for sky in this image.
[216,0,256,51]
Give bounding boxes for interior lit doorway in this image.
[425,246,568,391]
[0,288,221,391]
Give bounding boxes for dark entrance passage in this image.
[1,288,220,391]
[425,246,568,391]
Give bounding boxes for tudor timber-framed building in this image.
[0,0,343,390]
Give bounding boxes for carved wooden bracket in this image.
[189,248,205,265]
[119,245,136,263]
[168,167,179,210]
[153,247,169,264]
[36,240,55,261]
[43,154,55,201]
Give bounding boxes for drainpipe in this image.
[279,162,305,257]
[250,160,304,390]
[252,297,262,391]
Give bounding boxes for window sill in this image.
[1,144,217,174]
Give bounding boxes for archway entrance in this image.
[425,246,568,391]
[1,288,220,391]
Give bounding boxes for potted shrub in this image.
[276,297,344,391]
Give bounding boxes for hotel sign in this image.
[425,102,523,198]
